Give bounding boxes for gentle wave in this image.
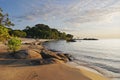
[44,39,120,80]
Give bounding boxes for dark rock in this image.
[83,38,98,40]
[66,39,76,42]
[40,50,53,59]
[30,58,57,65]
[57,54,69,62]
[13,49,42,59]
[40,50,62,59]
[64,54,73,61]
[40,49,72,62]
[14,50,28,59]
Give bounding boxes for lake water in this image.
[44,39,120,80]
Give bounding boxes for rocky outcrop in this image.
[30,58,64,65]
[8,40,73,65]
[56,54,69,62]
[9,47,72,62]
[12,49,42,59]
[26,49,42,59]
[13,50,28,59]
[40,50,61,59]
[40,49,73,62]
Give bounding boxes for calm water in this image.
[44,39,120,80]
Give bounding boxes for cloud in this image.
[15,0,120,25]
[65,7,120,25]
[10,0,120,38]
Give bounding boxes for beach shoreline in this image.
[0,38,109,80]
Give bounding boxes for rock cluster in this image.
[9,42,72,65]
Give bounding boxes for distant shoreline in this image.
[75,38,98,40]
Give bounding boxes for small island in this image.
[66,39,76,42]
[82,38,98,40]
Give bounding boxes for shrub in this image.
[0,25,10,42]
[7,37,21,53]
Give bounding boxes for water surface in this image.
[44,39,120,80]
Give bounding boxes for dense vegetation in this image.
[9,29,26,38]
[7,24,73,40]
[23,24,73,39]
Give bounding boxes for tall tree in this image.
[0,8,14,27]
[0,8,14,42]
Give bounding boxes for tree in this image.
[66,34,73,40]
[0,25,10,42]
[9,30,26,37]
[0,8,14,42]
[23,24,74,39]
[59,32,66,39]
[7,37,21,53]
[0,8,14,27]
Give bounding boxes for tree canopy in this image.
[9,29,26,38]
[23,24,73,39]
[0,8,13,42]
[0,25,10,42]
[7,37,21,53]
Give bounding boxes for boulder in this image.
[64,54,73,61]
[30,58,63,65]
[40,49,71,62]
[26,49,42,59]
[40,50,62,59]
[57,53,69,62]
[14,49,42,59]
[14,50,28,59]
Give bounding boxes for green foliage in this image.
[0,25,10,42]
[0,8,14,42]
[23,24,74,39]
[59,32,66,39]
[66,34,73,40]
[7,37,21,53]
[9,30,26,37]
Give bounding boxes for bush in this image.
[0,25,10,42]
[7,37,21,53]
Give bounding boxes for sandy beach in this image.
[0,63,109,80]
[0,39,109,80]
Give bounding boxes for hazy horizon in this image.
[0,0,120,38]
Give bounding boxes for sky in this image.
[0,0,120,39]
